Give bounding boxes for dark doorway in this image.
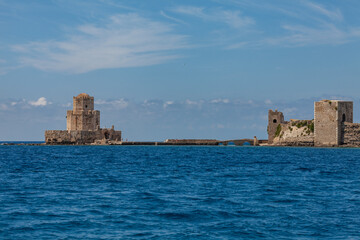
[342,113,346,122]
[273,119,277,123]
[104,132,110,139]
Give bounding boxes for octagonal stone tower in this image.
[45,93,122,144]
[66,93,100,131]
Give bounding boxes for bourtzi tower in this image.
[45,93,121,144]
[67,93,100,131]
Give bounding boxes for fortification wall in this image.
[45,130,72,144]
[342,123,360,146]
[165,139,218,144]
[272,120,314,146]
[45,129,122,145]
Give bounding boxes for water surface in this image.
[1,146,359,239]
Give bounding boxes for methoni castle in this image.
[268,99,360,147]
[45,94,360,147]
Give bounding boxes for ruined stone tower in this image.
[268,109,285,144]
[314,100,353,147]
[66,93,100,131]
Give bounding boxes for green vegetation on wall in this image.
[275,124,282,137]
[308,122,314,133]
[296,120,308,128]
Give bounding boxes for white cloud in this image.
[160,10,187,25]
[163,101,174,108]
[29,97,47,106]
[185,99,201,105]
[95,98,128,109]
[222,1,360,49]
[173,6,254,29]
[12,14,189,74]
[229,23,360,49]
[211,98,230,104]
[265,99,272,105]
[174,6,205,17]
[304,2,343,22]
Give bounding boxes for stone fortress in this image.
[45,93,121,144]
[268,99,360,147]
[44,95,360,147]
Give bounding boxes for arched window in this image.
[273,119,277,123]
[342,113,346,122]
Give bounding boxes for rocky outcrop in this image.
[272,120,314,146]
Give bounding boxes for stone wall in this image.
[67,93,100,131]
[314,100,338,146]
[165,139,218,144]
[268,110,285,144]
[342,123,360,146]
[45,129,122,145]
[67,110,100,131]
[314,100,353,147]
[337,101,353,144]
[73,94,94,112]
[272,120,314,146]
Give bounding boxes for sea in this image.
[1,145,359,239]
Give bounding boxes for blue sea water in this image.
[1,146,360,239]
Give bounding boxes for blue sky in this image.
[1,0,360,140]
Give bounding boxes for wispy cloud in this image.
[210,98,230,104]
[160,10,187,25]
[12,14,189,73]
[95,98,129,109]
[304,1,343,22]
[230,24,360,49]
[172,6,254,29]
[226,1,360,49]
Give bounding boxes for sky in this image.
[1,0,360,141]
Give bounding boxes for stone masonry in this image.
[45,93,121,144]
[314,100,353,147]
[67,93,100,131]
[268,99,356,147]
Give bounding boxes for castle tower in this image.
[66,93,100,131]
[268,109,285,144]
[314,100,353,147]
